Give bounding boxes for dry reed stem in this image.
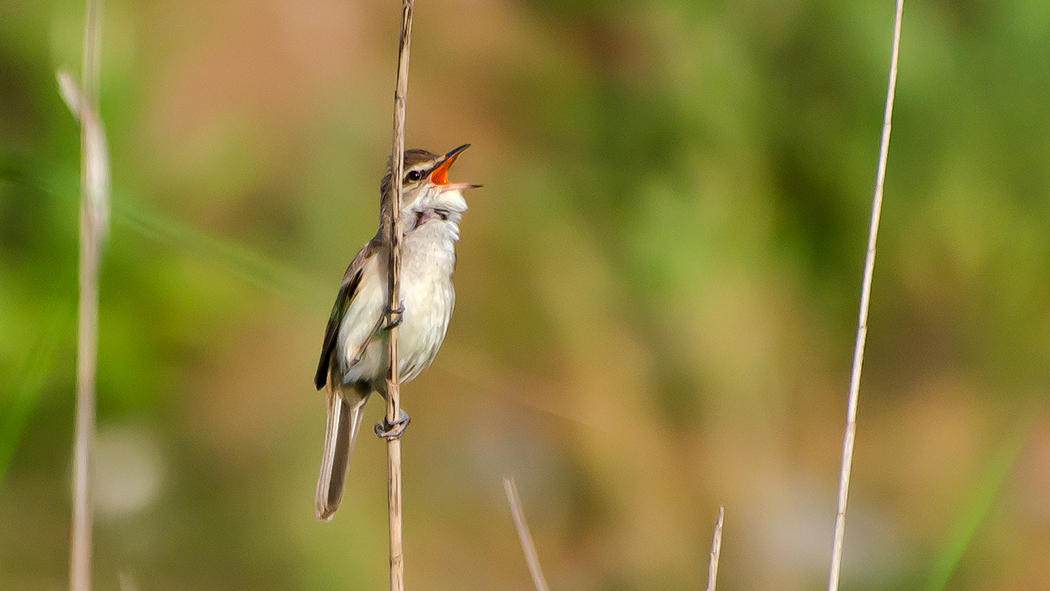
[704,506,724,591]
[385,0,415,590]
[60,1,109,589]
[827,2,904,590]
[503,477,551,591]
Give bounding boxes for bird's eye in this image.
[406,170,422,183]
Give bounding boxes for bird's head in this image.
[380,144,478,233]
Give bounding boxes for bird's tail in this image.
[315,382,369,521]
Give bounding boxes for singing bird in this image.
[314,144,477,521]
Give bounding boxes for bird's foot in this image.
[382,304,405,331]
[375,410,411,440]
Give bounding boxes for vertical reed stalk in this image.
[385,0,415,589]
[66,0,110,589]
[704,506,724,591]
[827,1,904,590]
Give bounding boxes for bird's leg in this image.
[382,303,405,330]
[375,303,408,439]
[374,410,411,440]
[350,302,404,366]
[348,315,386,367]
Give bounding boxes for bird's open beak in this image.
[430,144,478,189]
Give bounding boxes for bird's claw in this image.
[375,410,411,440]
[383,304,405,331]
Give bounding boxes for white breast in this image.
[396,219,458,383]
[337,218,459,392]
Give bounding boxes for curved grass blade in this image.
[0,315,70,487]
[923,398,1045,591]
[6,159,329,315]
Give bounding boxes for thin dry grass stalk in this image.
[503,477,551,591]
[59,1,109,590]
[704,506,724,591]
[385,0,415,589]
[827,1,905,590]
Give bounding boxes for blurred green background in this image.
[3,0,1050,589]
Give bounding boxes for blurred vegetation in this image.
[3,0,1050,590]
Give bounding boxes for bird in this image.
[313,144,477,521]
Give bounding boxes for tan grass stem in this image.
[503,477,551,591]
[60,2,110,590]
[385,0,415,589]
[827,2,905,590]
[704,506,724,591]
[60,2,110,591]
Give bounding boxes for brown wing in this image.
[314,238,381,390]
